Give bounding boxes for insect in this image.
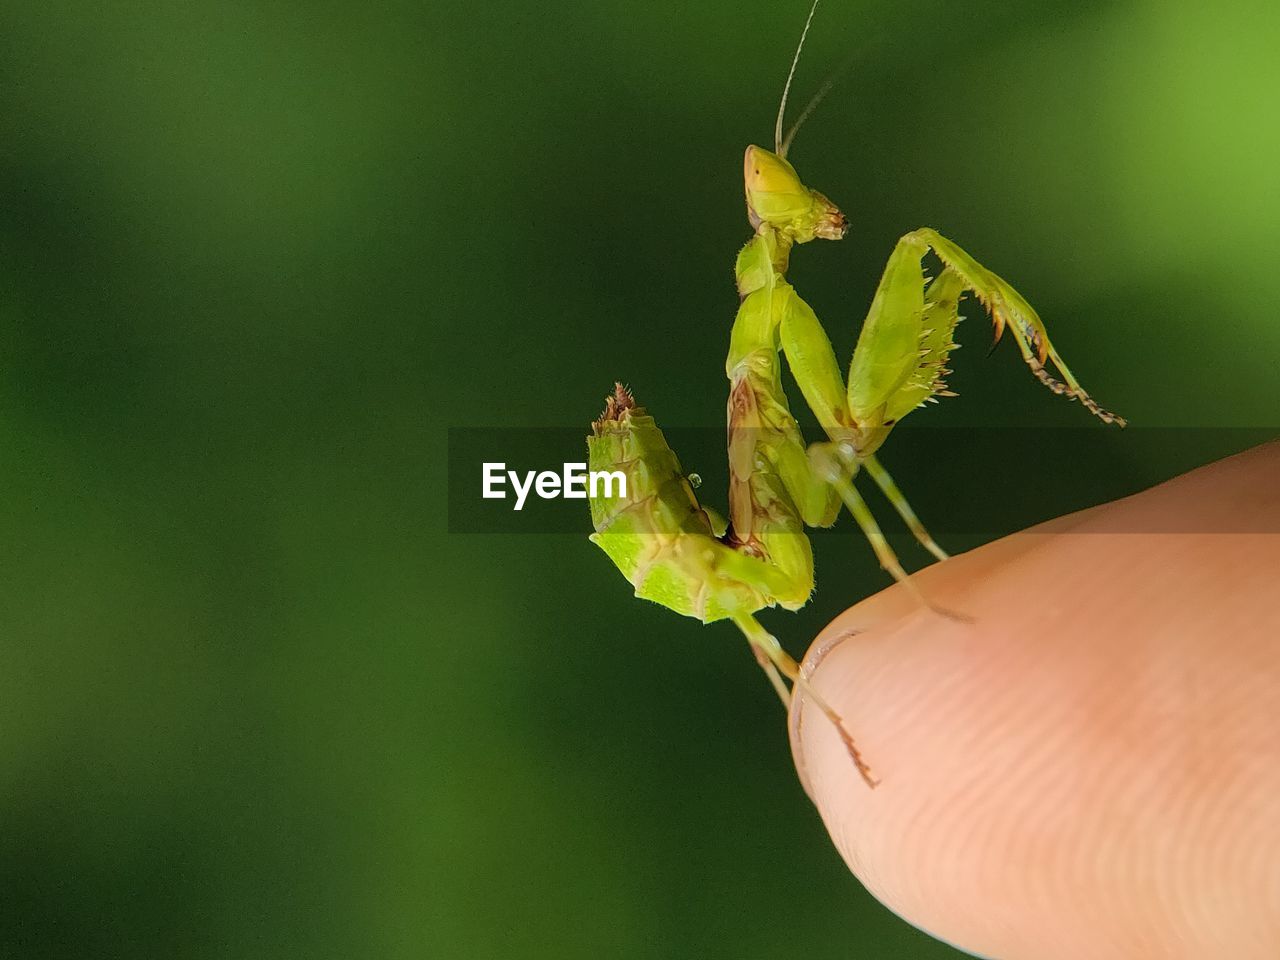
[586,0,1124,787]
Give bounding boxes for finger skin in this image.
[789,442,1280,959]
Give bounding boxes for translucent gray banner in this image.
[448,427,1278,535]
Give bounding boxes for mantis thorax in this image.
[734,230,791,297]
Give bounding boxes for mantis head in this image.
[744,145,846,243]
[746,0,848,243]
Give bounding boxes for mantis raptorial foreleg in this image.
[847,230,1126,433]
[770,222,1124,588]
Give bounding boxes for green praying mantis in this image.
[585,1,1124,787]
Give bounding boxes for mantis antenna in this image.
[780,72,836,158]
[774,0,822,157]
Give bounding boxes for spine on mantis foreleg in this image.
[848,265,967,435]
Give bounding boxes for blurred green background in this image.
[1,1,1277,957]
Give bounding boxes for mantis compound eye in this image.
[744,145,805,196]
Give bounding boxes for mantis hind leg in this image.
[733,612,879,788]
[749,643,792,709]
